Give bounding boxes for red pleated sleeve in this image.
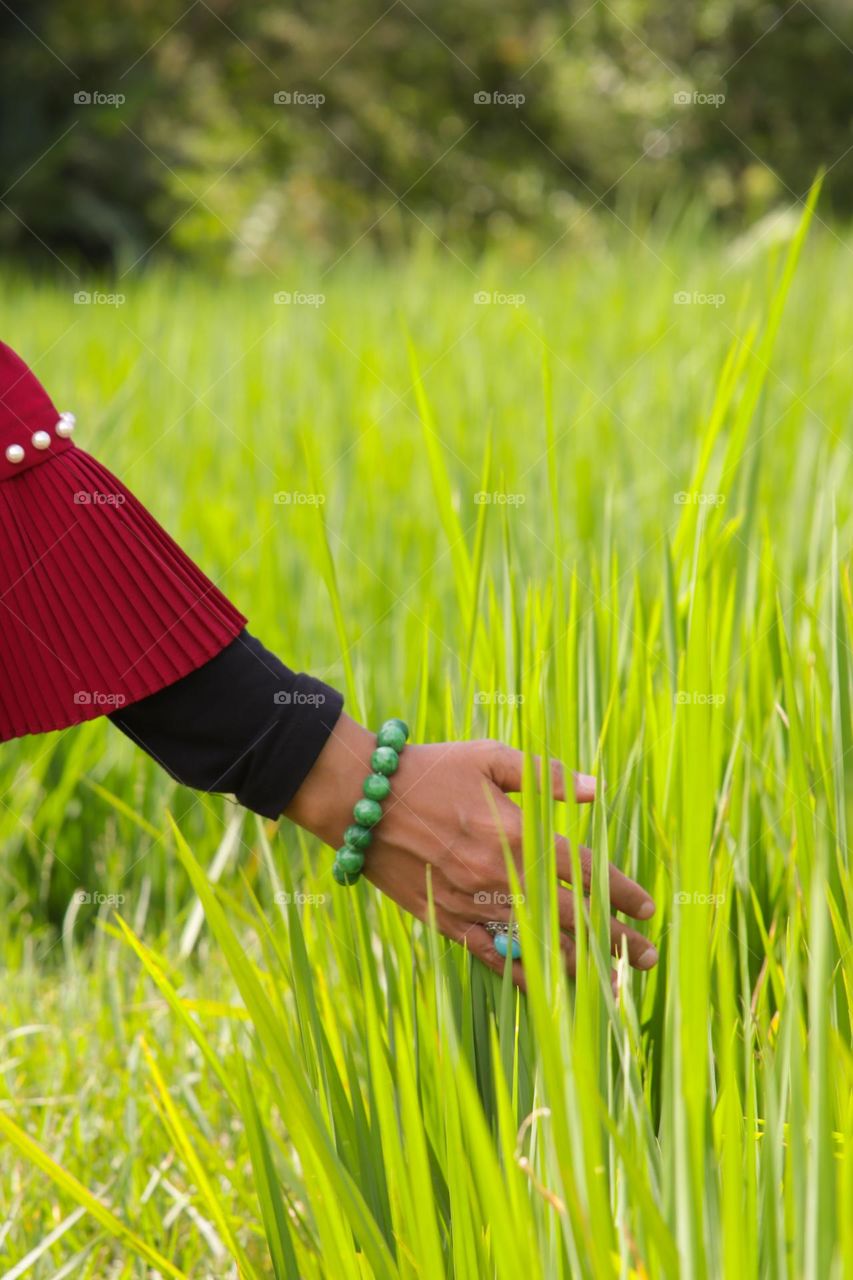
[0,341,246,741]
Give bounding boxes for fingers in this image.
[451,920,620,994]
[559,931,577,974]
[558,933,619,995]
[466,886,654,970]
[480,742,655,920]
[572,771,596,803]
[450,888,656,979]
[453,855,656,970]
[556,887,658,969]
[486,743,595,804]
[554,835,655,921]
[604,915,658,969]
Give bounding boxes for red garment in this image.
[0,341,246,741]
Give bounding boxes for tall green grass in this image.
[1,194,852,1275]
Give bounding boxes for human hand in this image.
[285,714,657,990]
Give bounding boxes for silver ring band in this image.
[483,921,519,942]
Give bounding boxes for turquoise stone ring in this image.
[485,921,521,961]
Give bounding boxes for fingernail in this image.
[637,947,658,970]
[637,900,656,920]
[573,771,596,799]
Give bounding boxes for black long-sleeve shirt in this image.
[109,630,343,819]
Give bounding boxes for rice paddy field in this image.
[2,189,853,1277]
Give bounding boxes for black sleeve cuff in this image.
[108,629,344,819]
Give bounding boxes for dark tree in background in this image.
[1,0,851,270]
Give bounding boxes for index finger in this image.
[488,745,597,804]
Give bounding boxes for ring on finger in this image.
[484,920,521,961]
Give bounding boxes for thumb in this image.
[485,743,596,803]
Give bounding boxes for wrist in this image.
[283,712,375,845]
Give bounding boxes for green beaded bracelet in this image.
[333,718,409,886]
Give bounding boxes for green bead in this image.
[353,797,383,827]
[344,823,372,850]
[336,846,365,875]
[363,772,391,801]
[384,717,409,740]
[371,746,399,776]
[377,720,407,752]
[332,859,360,886]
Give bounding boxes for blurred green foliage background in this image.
[1,0,852,271]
